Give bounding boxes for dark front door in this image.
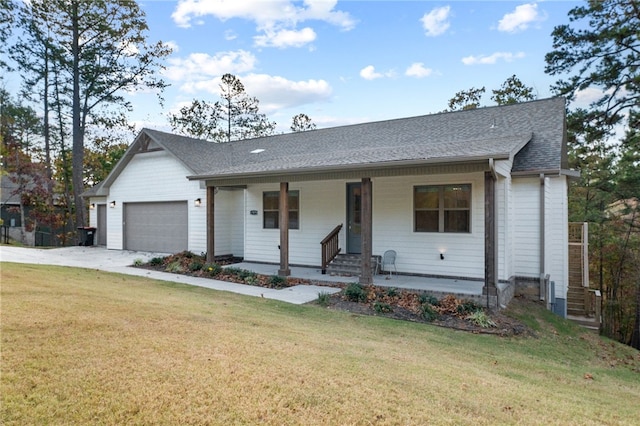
[347,182,361,254]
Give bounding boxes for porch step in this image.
[567,286,588,316]
[326,254,380,277]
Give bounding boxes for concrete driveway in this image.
[0,246,339,304]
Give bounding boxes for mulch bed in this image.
[323,290,531,336]
[137,251,531,336]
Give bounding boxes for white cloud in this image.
[224,30,237,41]
[420,6,451,37]
[163,50,257,82]
[497,3,546,33]
[461,51,526,65]
[359,65,396,80]
[164,41,180,53]
[240,73,333,113]
[360,65,382,80]
[174,74,333,115]
[405,62,433,78]
[171,0,355,48]
[254,27,317,48]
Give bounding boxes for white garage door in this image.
[124,201,188,253]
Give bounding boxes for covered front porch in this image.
[227,260,490,302]
[200,168,502,306]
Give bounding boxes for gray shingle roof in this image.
[92,97,567,193]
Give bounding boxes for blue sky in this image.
[130,0,583,133]
[10,1,586,134]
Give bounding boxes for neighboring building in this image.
[85,97,575,313]
[1,173,70,246]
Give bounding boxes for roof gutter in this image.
[511,168,580,178]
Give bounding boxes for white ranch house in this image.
[85,97,575,314]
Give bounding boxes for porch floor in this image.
[228,262,484,296]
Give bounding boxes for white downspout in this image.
[539,173,546,302]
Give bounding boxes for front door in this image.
[347,182,361,254]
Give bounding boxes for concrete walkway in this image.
[0,246,340,305]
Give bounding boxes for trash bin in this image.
[77,227,96,246]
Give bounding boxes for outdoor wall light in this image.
[89,203,95,210]
[440,253,445,260]
[109,201,116,208]
[194,198,202,207]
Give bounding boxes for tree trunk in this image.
[71,0,85,230]
[43,44,55,245]
[630,280,640,349]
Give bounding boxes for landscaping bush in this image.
[317,291,331,307]
[268,275,285,288]
[149,257,164,266]
[165,261,184,273]
[419,293,439,306]
[204,263,222,276]
[189,261,203,272]
[344,283,367,302]
[457,300,482,315]
[373,301,393,314]
[421,303,438,322]
[385,287,398,298]
[466,310,497,328]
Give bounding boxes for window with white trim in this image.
[263,190,299,229]
[414,184,471,233]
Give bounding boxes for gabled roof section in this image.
[185,97,566,180]
[85,97,566,195]
[84,128,215,196]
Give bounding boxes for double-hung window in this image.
[263,190,299,229]
[414,184,471,233]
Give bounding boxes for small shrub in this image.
[132,258,144,267]
[419,293,439,306]
[165,261,184,273]
[179,250,195,259]
[224,267,242,277]
[204,263,222,276]
[385,287,398,298]
[244,275,258,285]
[344,283,367,302]
[149,257,164,266]
[238,269,256,280]
[269,275,285,287]
[317,291,331,306]
[189,261,203,272]
[466,310,497,328]
[457,300,482,315]
[373,301,393,313]
[421,303,438,322]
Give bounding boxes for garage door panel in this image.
[124,201,187,253]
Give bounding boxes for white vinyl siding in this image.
[244,173,485,278]
[244,181,346,266]
[512,177,541,276]
[545,176,569,299]
[105,150,238,256]
[374,173,485,279]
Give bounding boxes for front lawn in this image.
[2,263,639,425]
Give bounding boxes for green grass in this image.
[2,262,639,425]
